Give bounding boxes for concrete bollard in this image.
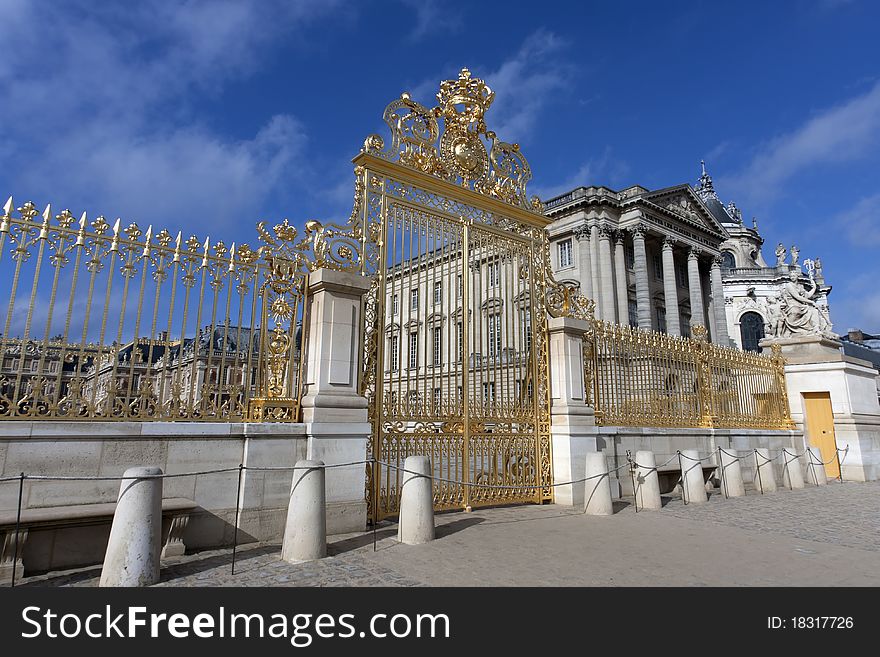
[718,448,745,498]
[806,447,828,486]
[680,450,708,504]
[398,456,435,545]
[100,466,163,587]
[282,460,327,563]
[634,450,662,511]
[753,448,777,493]
[782,449,805,490]
[584,452,613,515]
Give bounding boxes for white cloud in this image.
[401,0,461,41]
[835,193,880,247]
[0,1,342,232]
[722,80,880,204]
[533,148,630,200]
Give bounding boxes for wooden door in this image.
[803,392,838,478]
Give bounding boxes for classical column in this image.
[687,247,706,329]
[661,237,681,336]
[630,224,652,331]
[709,255,729,345]
[597,225,616,323]
[574,223,594,300]
[613,230,629,325]
[589,222,601,318]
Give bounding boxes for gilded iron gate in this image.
[347,69,593,520]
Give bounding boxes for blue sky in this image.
[1,0,878,331]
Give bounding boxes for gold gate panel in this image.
[349,69,592,520]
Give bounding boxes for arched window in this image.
[721,251,736,270]
[740,311,765,353]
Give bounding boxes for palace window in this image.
[456,322,463,360]
[676,261,689,289]
[433,280,442,306]
[740,311,765,353]
[410,288,419,311]
[432,327,442,365]
[721,251,736,270]
[488,314,502,357]
[392,294,399,316]
[558,239,573,269]
[433,387,442,409]
[487,261,499,287]
[482,381,496,403]
[409,332,418,369]
[521,309,532,352]
[681,313,691,338]
[628,298,638,327]
[625,241,635,270]
[457,274,462,299]
[656,305,667,333]
[390,335,399,372]
[652,254,663,280]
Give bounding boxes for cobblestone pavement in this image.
[19,479,880,587]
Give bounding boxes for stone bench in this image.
[655,464,718,495]
[0,497,197,580]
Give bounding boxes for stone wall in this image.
[0,421,312,573]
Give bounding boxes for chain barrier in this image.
[1,445,857,587]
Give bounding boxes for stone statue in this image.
[790,244,799,266]
[814,256,823,279]
[766,296,786,337]
[775,270,834,337]
[775,243,786,267]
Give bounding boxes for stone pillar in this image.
[574,223,593,300]
[613,230,629,326]
[589,222,601,318]
[782,449,805,490]
[806,447,828,486]
[634,450,662,510]
[549,316,598,507]
[709,256,729,345]
[687,248,706,329]
[718,447,745,498]
[680,449,708,504]
[300,268,373,534]
[661,237,681,336]
[630,224,652,331]
[282,460,327,563]
[754,448,777,493]
[100,466,163,587]
[584,452,613,515]
[598,225,616,323]
[398,456,435,545]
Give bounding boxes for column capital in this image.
[711,254,724,268]
[598,223,615,239]
[662,235,677,249]
[468,257,482,273]
[613,229,626,244]
[687,246,703,262]
[628,222,648,239]
[573,221,591,241]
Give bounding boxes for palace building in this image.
[543,161,834,352]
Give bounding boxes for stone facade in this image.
[542,161,837,353]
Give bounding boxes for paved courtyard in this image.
[19,479,880,587]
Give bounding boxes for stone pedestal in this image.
[548,317,598,507]
[763,335,880,482]
[300,268,373,533]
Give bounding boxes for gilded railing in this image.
[0,198,310,422]
[588,321,793,430]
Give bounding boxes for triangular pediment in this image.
[639,185,727,238]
